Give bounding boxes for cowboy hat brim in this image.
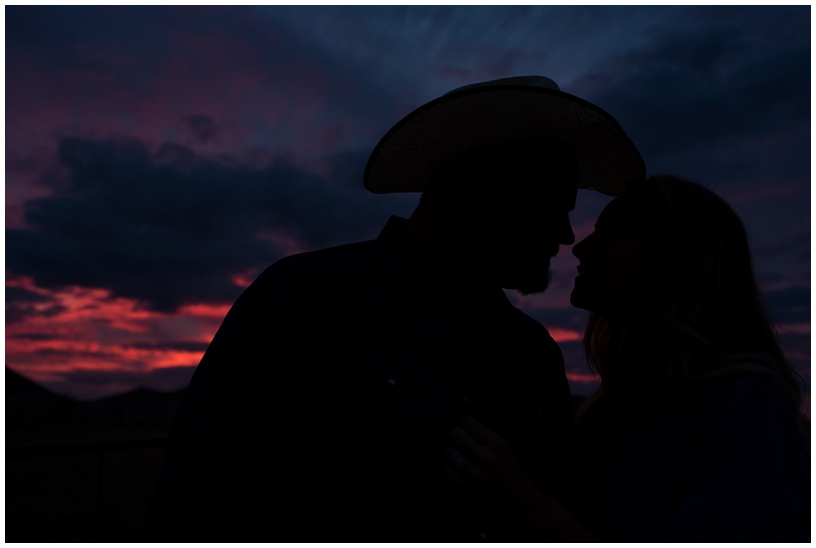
[363,79,646,196]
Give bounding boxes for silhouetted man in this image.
[145,75,645,542]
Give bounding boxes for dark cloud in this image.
[180,115,220,145]
[6,6,175,106]
[22,347,124,362]
[7,136,416,312]
[765,285,810,326]
[752,214,810,263]
[575,7,809,182]
[775,330,811,383]
[6,286,52,305]
[6,5,402,154]
[126,340,211,353]
[7,332,59,341]
[5,286,67,324]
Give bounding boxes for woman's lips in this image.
[574,264,594,283]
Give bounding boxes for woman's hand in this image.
[444,415,542,510]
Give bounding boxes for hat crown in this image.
[446,75,560,95]
[365,74,645,196]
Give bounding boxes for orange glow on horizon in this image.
[549,328,582,343]
[566,372,601,384]
[6,278,222,394]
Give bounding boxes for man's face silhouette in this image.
[472,149,577,295]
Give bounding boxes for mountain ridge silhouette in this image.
[6,367,186,441]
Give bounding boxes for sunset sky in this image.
[5,5,810,406]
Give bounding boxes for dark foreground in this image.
[6,367,590,542]
[6,368,181,542]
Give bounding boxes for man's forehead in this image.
[507,156,578,204]
[465,139,579,207]
[538,178,577,209]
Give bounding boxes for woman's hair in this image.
[578,174,805,427]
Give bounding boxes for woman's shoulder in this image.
[693,371,808,453]
[706,371,784,397]
[703,372,799,415]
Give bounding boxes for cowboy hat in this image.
[363,75,645,196]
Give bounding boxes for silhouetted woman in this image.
[446,174,810,542]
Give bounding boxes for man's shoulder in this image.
[485,300,565,365]
[278,239,382,268]
[704,373,797,418]
[506,302,560,340]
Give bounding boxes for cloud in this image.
[125,340,211,353]
[6,5,401,163]
[7,136,416,313]
[573,7,809,173]
[5,286,67,324]
[180,115,220,145]
[765,285,810,326]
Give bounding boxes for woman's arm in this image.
[445,416,600,542]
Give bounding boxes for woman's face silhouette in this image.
[570,196,647,320]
